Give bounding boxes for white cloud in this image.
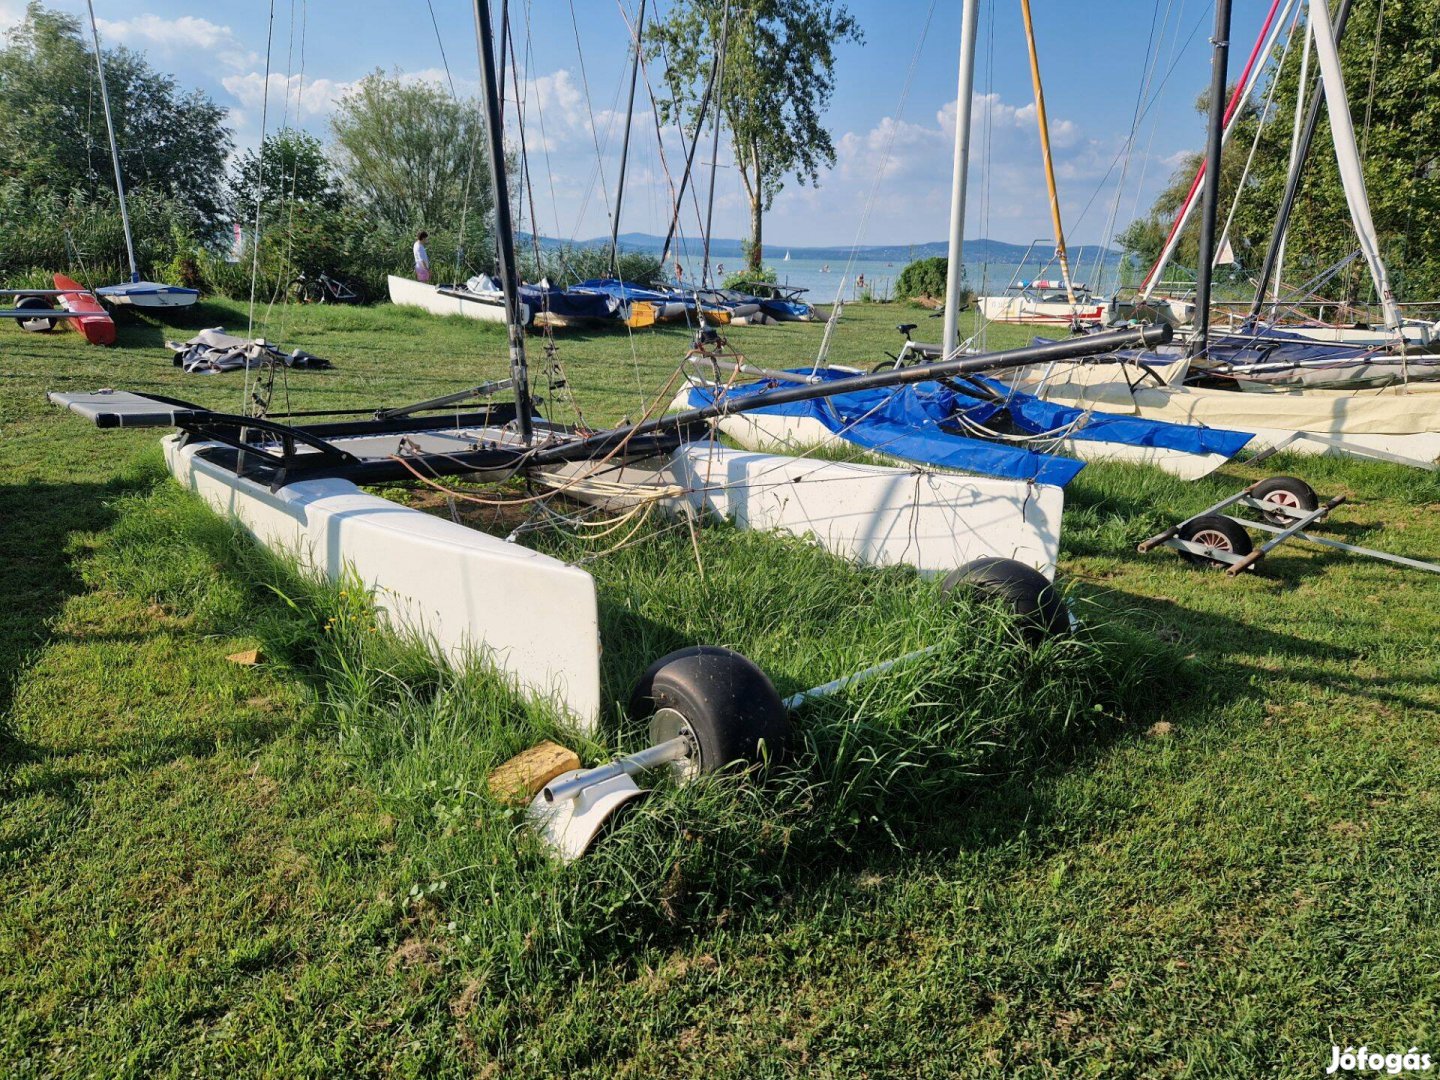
[95,14,257,70]
[222,71,358,123]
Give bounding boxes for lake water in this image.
[708,253,1127,303]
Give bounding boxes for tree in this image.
[1123,0,1440,305]
[229,128,343,220]
[329,71,492,235]
[649,0,862,272]
[0,2,232,230]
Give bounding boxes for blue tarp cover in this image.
[689,368,1253,486]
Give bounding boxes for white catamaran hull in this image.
[978,295,1107,325]
[544,442,1063,576]
[696,407,1232,482]
[1045,380,1440,465]
[387,275,530,325]
[162,433,605,729]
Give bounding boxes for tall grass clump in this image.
[88,475,1190,995]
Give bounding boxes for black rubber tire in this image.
[941,557,1071,643]
[1177,514,1253,568]
[627,645,790,773]
[1250,475,1318,525]
[871,358,899,374]
[16,295,57,333]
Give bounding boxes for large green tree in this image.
[0,2,232,230]
[328,72,492,235]
[648,0,862,272]
[1122,0,1440,306]
[229,128,344,221]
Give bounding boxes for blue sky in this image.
[2,0,1281,247]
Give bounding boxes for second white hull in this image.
[387,275,530,325]
[698,406,1233,482]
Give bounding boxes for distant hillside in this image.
[532,231,1121,266]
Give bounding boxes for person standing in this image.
[413,231,431,283]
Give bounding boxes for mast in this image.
[1249,0,1355,321]
[85,0,138,283]
[609,0,648,278]
[1271,14,1313,308]
[472,0,534,444]
[1138,0,1287,303]
[659,26,725,271]
[1018,0,1075,304]
[700,6,731,290]
[1188,0,1232,359]
[941,0,980,360]
[1307,0,1400,331]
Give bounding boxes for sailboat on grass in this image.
[83,0,198,309]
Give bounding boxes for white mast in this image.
[85,0,139,284]
[1308,0,1401,331]
[941,0,980,360]
[1272,15,1313,308]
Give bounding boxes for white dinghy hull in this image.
[387,274,530,325]
[96,281,200,308]
[162,434,605,730]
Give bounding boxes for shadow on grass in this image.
[0,477,144,748]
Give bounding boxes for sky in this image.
[0,0,1282,249]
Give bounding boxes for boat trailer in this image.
[1138,475,1440,576]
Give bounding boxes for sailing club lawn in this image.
[2,297,1439,1077]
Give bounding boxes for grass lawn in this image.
[2,297,1439,1077]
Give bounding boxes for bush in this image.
[723,266,776,291]
[895,256,973,306]
[520,246,664,288]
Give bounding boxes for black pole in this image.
[1248,0,1355,322]
[1189,0,1232,359]
[700,5,731,289]
[609,0,648,278]
[659,37,724,271]
[529,322,1173,465]
[473,0,533,444]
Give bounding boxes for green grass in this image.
[2,298,1439,1077]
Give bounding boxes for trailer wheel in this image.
[628,646,790,779]
[1177,514,1253,568]
[16,295,57,333]
[1250,476,1317,525]
[941,557,1072,642]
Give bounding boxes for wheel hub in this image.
[1193,529,1234,552]
[648,707,700,783]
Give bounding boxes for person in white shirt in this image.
[413,231,431,283]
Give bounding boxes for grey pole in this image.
[85,0,138,283]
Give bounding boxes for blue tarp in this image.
[688,367,1253,487]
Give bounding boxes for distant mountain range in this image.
[524,231,1122,265]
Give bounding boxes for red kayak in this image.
[53,273,116,346]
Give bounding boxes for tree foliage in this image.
[229,128,344,220]
[1121,0,1440,305]
[648,0,861,272]
[0,2,232,230]
[329,72,492,236]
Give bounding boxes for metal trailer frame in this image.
[1138,478,1440,576]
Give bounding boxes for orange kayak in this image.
[53,273,116,345]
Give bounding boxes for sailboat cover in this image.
[685,369,1254,486]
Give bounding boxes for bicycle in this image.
[288,271,360,305]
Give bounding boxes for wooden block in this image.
[226,648,264,666]
[488,741,581,806]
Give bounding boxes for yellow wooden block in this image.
[487,741,581,806]
[226,648,264,666]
